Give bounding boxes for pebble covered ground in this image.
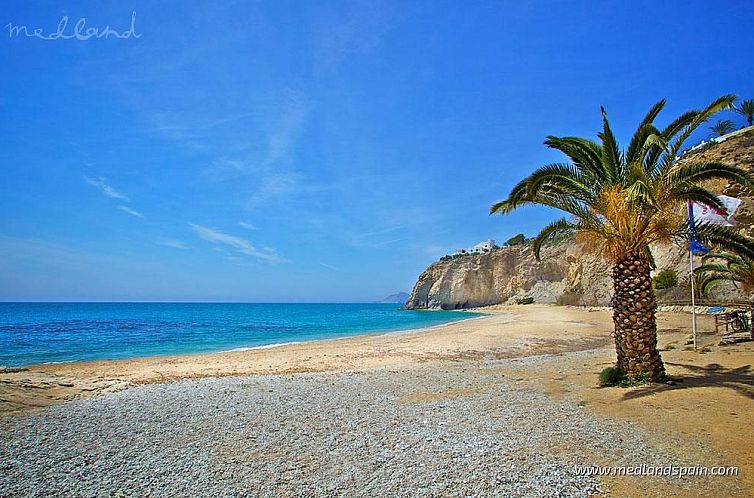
[0,353,703,497]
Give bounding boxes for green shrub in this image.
[506,233,526,246]
[599,367,628,387]
[516,297,535,305]
[632,372,649,384]
[653,269,678,289]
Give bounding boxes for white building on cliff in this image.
[455,239,496,255]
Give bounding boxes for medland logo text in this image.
[5,11,141,40]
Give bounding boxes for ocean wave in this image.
[219,341,302,353]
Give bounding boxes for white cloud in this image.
[84,176,128,201]
[84,176,144,219]
[189,223,285,264]
[158,238,188,249]
[118,205,144,218]
[238,221,256,230]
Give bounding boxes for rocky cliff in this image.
[405,242,606,309]
[405,241,691,309]
[406,127,754,310]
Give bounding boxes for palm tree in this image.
[695,252,754,298]
[736,99,754,127]
[490,95,754,382]
[710,119,735,137]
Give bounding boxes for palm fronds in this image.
[695,251,754,298]
[735,99,754,127]
[491,95,751,263]
[709,119,735,137]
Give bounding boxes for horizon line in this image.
[0,300,411,305]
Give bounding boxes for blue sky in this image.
[2,1,753,302]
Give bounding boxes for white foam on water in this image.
[219,341,302,353]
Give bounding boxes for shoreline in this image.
[146,310,491,360]
[1,305,605,414]
[3,307,485,370]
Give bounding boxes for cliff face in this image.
[406,242,611,309]
[406,239,695,310]
[406,128,754,310]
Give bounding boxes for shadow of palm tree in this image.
[621,362,754,400]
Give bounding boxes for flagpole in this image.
[688,200,698,352]
[689,249,698,352]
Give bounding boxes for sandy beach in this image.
[2,305,753,496]
[1,306,611,410]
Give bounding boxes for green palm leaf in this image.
[531,218,576,260]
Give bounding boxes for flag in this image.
[691,194,741,227]
[688,201,709,255]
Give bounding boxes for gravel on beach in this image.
[0,352,700,497]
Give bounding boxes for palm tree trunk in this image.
[611,252,665,381]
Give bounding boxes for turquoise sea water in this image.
[0,303,481,367]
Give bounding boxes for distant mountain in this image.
[379,292,410,304]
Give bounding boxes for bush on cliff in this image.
[506,233,526,246]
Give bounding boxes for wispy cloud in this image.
[351,225,407,247]
[198,90,320,208]
[118,205,144,218]
[189,223,285,264]
[238,221,256,230]
[371,237,404,247]
[354,225,406,239]
[84,176,128,201]
[319,262,338,271]
[85,176,145,219]
[247,173,337,209]
[204,157,247,181]
[157,238,188,249]
[263,91,310,167]
[315,1,395,70]
[246,171,305,208]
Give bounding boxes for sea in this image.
[0,302,481,367]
